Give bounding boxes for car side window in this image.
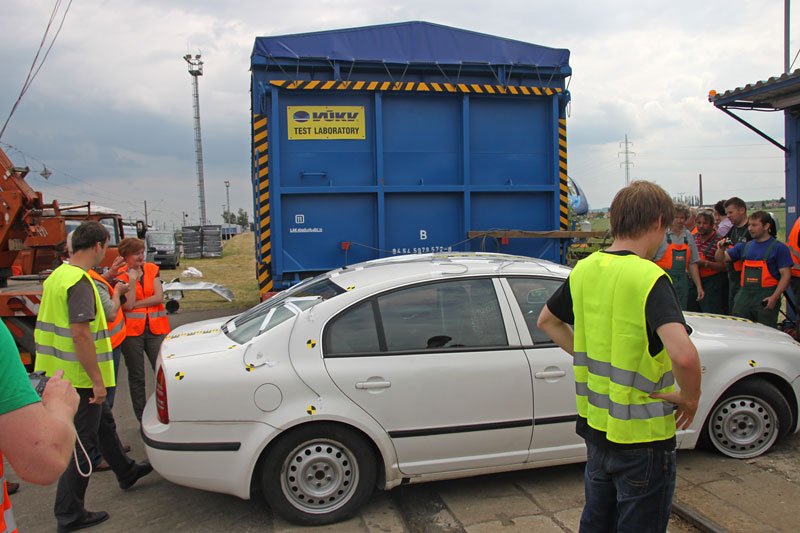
[507,278,564,344]
[378,278,507,351]
[325,300,381,355]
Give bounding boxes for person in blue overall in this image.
[716,211,792,328]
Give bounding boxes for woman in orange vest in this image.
[652,204,704,310]
[117,238,171,422]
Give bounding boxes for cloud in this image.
[0,0,795,227]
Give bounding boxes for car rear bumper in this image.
[141,400,280,499]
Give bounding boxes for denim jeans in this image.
[579,441,676,533]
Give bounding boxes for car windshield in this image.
[148,233,173,245]
[223,276,345,343]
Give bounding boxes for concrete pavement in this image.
[6,309,800,532]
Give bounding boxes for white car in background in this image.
[141,253,800,526]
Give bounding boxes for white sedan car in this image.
[142,253,800,525]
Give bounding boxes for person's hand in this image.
[650,389,699,430]
[764,295,780,310]
[127,266,141,283]
[113,281,130,298]
[696,286,705,301]
[41,370,79,417]
[89,382,107,405]
[105,256,126,279]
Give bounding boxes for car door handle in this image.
[355,381,391,390]
[534,370,566,379]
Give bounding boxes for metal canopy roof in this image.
[710,69,800,112]
[708,70,800,151]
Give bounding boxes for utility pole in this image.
[224,180,231,223]
[184,53,207,225]
[618,134,635,185]
[144,200,148,226]
[786,0,791,73]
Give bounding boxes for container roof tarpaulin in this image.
[252,21,570,73]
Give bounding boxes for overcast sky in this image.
[0,0,794,229]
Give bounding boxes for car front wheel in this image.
[702,380,792,459]
[261,424,376,526]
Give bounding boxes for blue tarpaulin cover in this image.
[252,21,570,70]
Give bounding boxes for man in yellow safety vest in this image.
[34,221,153,532]
[538,181,702,533]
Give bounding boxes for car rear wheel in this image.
[702,380,791,459]
[261,424,376,526]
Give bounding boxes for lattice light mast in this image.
[184,53,207,225]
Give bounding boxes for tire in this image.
[260,424,376,526]
[701,380,792,459]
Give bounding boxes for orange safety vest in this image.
[654,233,690,272]
[740,240,780,288]
[787,217,800,278]
[87,269,127,349]
[118,262,171,336]
[1,453,17,533]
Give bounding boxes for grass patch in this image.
[164,232,260,312]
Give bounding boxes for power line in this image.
[0,0,74,141]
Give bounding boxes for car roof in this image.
[325,252,570,290]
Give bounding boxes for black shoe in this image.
[6,481,19,495]
[119,461,153,490]
[57,510,110,532]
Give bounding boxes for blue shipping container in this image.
[251,21,571,292]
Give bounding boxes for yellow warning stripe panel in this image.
[253,113,272,296]
[266,80,562,95]
[558,117,568,230]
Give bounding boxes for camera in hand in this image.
[719,237,733,248]
[29,371,50,397]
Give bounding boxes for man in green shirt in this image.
[0,320,80,532]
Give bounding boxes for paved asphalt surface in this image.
[6,308,800,532]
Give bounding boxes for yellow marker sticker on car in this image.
[245,364,255,372]
[307,339,317,348]
[306,405,316,415]
[749,359,757,367]
[166,328,221,340]
[175,372,185,380]
[347,285,356,290]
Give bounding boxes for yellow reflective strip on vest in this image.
[35,343,113,363]
[35,321,72,337]
[575,382,674,420]
[574,351,674,392]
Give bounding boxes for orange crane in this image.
[0,146,127,367]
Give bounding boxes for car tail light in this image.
[156,366,169,424]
